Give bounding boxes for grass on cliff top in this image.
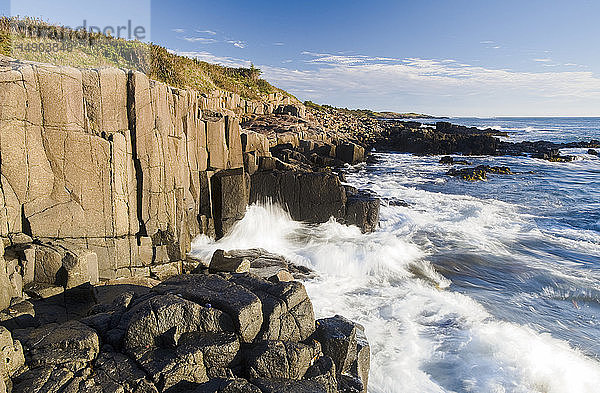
[305,100,438,119]
[0,16,294,101]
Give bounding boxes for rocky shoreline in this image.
[1,54,598,393]
[0,248,369,393]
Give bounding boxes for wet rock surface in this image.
[447,165,513,181]
[0,250,370,393]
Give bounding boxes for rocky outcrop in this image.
[0,249,370,393]
[364,119,599,161]
[0,57,380,307]
[373,124,500,156]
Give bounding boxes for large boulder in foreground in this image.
[229,273,315,342]
[1,266,370,393]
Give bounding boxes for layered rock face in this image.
[0,249,370,393]
[0,60,248,290]
[0,58,289,307]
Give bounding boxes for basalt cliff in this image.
[0,56,377,393]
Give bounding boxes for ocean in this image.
[191,118,600,393]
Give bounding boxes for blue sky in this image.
[3,0,600,116]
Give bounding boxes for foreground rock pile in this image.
[0,249,370,393]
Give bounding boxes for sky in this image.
[3,0,600,116]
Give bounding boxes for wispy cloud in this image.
[174,29,246,49]
[227,40,246,49]
[259,51,600,115]
[182,37,217,44]
[533,58,552,62]
[301,51,403,66]
[274,42,285,46]
[196,29,217,35]
[168,48,600,116]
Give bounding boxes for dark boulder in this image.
[21,320,99,372]
[245,340,321,380]
[304,356,338,393]
[60,350,158,393]
[122,294,235,351]
[209,250,251,274]
[154,275,263,343]
[128,339,209,392]
[250,170,347,223]
[313,315,370,393]
[12,366,75,393]
[228,273,315,342]
[439,156,470,165]
[344,191,380,233]
[220,249,314,281]
[335,143,365,165]
[315,316,357,375]
[439,156,453,164]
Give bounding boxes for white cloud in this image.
[302,52,403,66]
[260,52,600,116]
[533,58,552,62]
[227,40,246,49]
[274,42,285,46]
[172,28,185,33]
[166,48,600,116]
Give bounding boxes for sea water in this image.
[191,118,600,393]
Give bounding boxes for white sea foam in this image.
[191,199,600,393]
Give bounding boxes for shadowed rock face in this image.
[0,259,370,393]
[249,170,380,233]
